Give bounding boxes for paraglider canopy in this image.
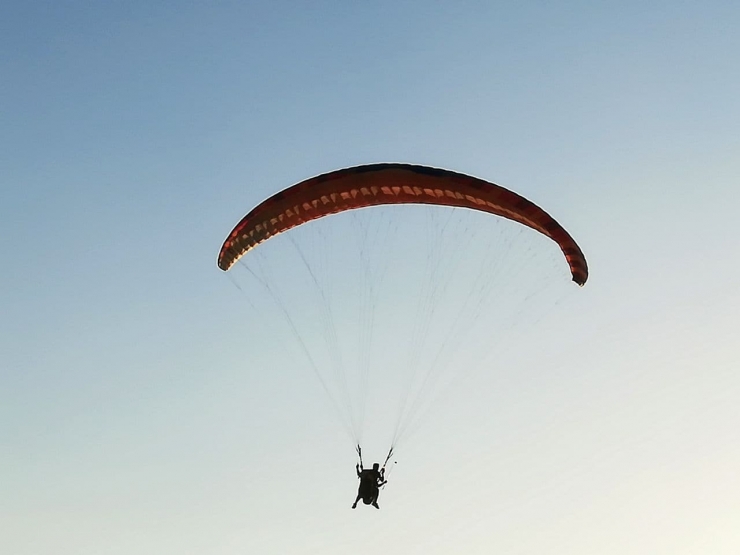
[218,163,588,285]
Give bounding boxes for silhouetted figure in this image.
[352,462,386,509]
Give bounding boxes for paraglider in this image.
[218,163,588,509]
[352,462,386,509]
[352,445,390,509]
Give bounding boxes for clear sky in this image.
[2,1,739,554]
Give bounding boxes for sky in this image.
[1,1,739,553]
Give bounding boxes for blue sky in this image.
[2,2,739,554]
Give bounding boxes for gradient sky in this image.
[2,2,739,554]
